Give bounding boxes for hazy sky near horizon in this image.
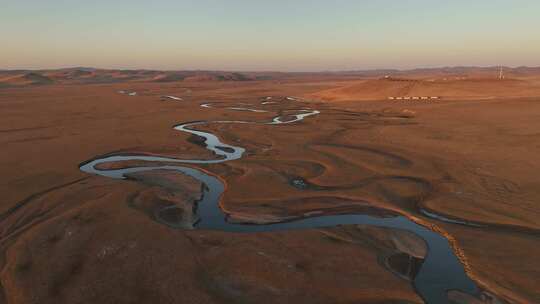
[1,0,539,71]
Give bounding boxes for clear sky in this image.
[1,0,539,71]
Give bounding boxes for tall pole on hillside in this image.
[499,66,504,80]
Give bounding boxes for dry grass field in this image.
[0,68,539,303]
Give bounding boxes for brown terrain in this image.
[0,67,539,304]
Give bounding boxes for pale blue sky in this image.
[1,0,539,71]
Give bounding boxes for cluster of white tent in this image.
[388,96,440,100]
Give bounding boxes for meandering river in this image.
[79,97,481,304]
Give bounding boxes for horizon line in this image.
[2,64,539,74]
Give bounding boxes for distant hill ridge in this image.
[1,66,539,87]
